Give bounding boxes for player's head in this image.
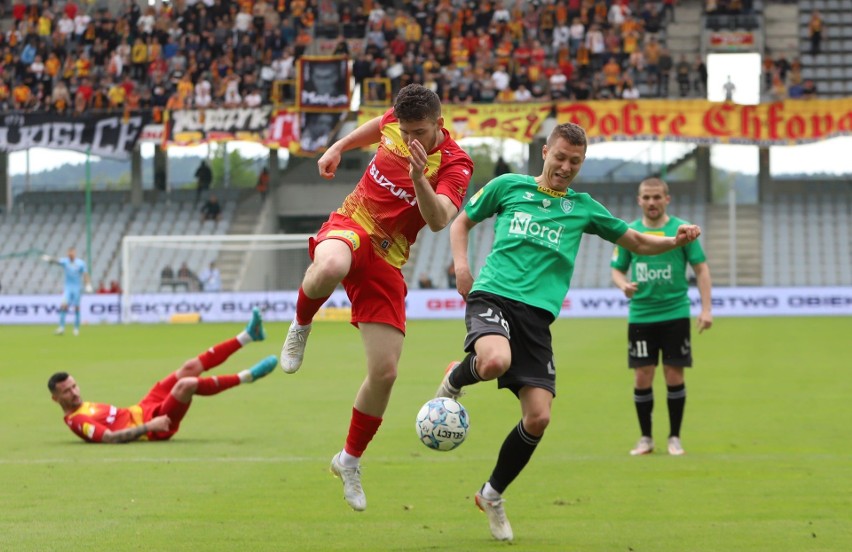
[540,123,587,192]
[637,177,671,222]
[48,372,82,412]
[394,84,444,153]
[67,247,76,260]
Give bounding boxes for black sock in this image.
[488,420,542,494]
[448,353,481,389]
[667,383,686,437]
[634,387,654,437]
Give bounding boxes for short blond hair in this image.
[638,178,669,195]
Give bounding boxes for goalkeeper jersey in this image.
[59,257,87,290]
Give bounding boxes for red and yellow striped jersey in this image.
[64,401,144,443]
[337,109,473,268]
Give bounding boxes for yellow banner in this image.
[359,102,553,142]
[556,99,852,145]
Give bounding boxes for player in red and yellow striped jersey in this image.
[49,308,276,443]
[279,84,473,511]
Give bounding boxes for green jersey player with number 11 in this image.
[611,178,713,458]
[434,123,704,542]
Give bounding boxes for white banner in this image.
[0,287,849,325]
[406,287,852,319]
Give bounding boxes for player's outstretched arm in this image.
[616,225,701,256]
[317,116,382,179]
[101,415,170,443]
[41,254,57,264]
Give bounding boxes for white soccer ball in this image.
[415,397,470,451]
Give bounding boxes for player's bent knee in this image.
[370,365,398,389]
[312,256,350,283]
[476,354,511,380]
[523,413,551,436]
[172,377,198,399]
[180,358,204,376]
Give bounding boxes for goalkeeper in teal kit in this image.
[611,178,713,458]
[434,123,704,542]
[42,247,93,336]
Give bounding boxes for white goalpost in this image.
[120,234,312,323]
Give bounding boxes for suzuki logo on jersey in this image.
[369,162,417,206]
[635,262,673,283]
[509,212,563,248]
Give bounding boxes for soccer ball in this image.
[415,397,470,451]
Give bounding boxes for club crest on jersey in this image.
[561,198,574,214]
[542,199,551,208]
[327,230,361,250]
[384,136,410,157]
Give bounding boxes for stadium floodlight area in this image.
[120,234,312,322]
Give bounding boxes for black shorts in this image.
[627,318,692,368]
[464,291,557,397]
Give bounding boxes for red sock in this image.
[159,393,192,428]
[195,374,241,396]
[344,407,383,458]
[295,287,330,326]
[197,338,242,371]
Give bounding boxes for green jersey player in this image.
[611,178,713,457]
[435,123,703,542]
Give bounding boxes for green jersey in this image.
[466,174,628,318]
[611,215,706,323]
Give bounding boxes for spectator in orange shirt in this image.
[75,52,92,78]
[602,56,622,96]
[165,91,185,110]
[45,51,60,78]
[576,44,591,79]
[13,82,33,109]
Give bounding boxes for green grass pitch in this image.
[1,316,850,551]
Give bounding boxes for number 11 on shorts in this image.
[633,340,648,358]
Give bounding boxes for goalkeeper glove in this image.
[41,254,54,263]
[85,283,94,293]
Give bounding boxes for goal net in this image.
[120,234,312,322]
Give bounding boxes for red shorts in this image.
[311,213,408,334]
[137,373,180,440]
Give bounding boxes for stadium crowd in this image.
[0,0,810,113]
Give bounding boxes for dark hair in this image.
[548,122,588,152]
[48,372,70,392]
[393,84,442,122]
